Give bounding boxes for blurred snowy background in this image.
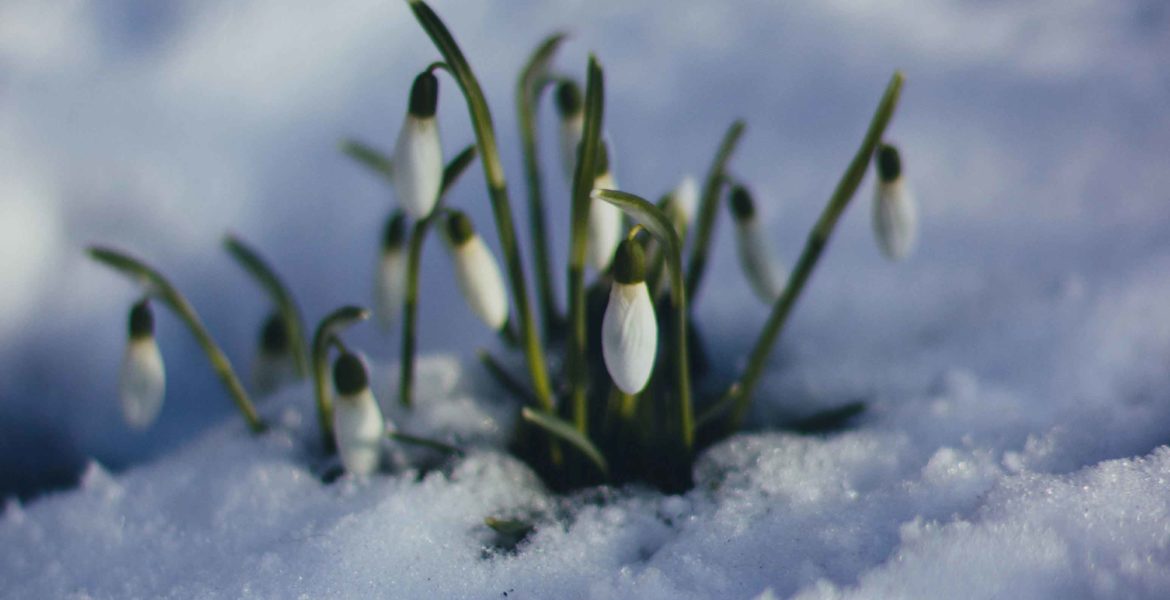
[1,0,1168,513]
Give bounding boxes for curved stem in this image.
[311,305,370,450]
[722,71,905,431]
[224,234,311,378]
[684,120,746,303]
[517,32,569,341]
[88,247,265,433]
[408,0,554,414]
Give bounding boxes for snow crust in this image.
[4,0,1170,597]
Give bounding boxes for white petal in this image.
[391,115,442,219]
[873,179,918,260]
[602,282,658,394]
[251,351,295,397]
[120,337,165,429]
[559,112,584,183]
[452,236,509,330]
[332,389,385,476]
[374,248,407,330]
[671,175,700,227]
[736,219,787,303]
[588,172,623,270]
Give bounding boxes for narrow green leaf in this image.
[517,32,569,341]
[440,144,478,195]
[408,0,556,414]
[224,235,310,378]
[87,246,265,433]
[566,56,605,436]
[311,305,370,450]
[477,349,539,406]
[723,71,905,431]
[341,139,394,181]
[591,189,694,449]
[521,407,609,476]
[685,120,746,302]
[388,430,465,456]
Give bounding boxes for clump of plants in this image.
[91,0,912,494]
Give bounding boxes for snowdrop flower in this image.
[373,212,408,330]
[443,211,510,331]
[873,142,918,260]
[556,80,584,183]
[602,238,658,394]
[332,352,385,476]
[251,312,295,396]
[588,141,623,271]
[666,175,699,237]
[730,185,786,303]
[392,70,442,219]
[120,299,165,429]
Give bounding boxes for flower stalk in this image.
[224,234,310,379]
[311,305,370,451]
[685,120,746,303]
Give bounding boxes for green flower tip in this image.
[612,238,646,285]
[260,312,289,355]
[555,80,583,118]
[729,185,756,222]
[128,299,154,339]
[877,143,902,183]
[445,210,476,246]
[409,70,439,118]
[332,352,369,396]
[382,211,408,251]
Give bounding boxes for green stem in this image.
[408,0,554,414]
[567,56,606,436]
[722,71,904,431]
[517,33,568,341]
[311,305,370,451]
[88,246,265,433]
[223,235,311,378]
[684,120,746,303]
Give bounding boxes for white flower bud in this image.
[332,352,385,476]
[444,212,510,331]
[556,80,584,183]
[374,213,408,330]
[120,300,165,429]
[730,186,786,303]
[873,143,918,261]
[392,71,442,219]
[669,175,700,232]
[588,142,623,271]
[603,240,658,394]
[251,313,295,396]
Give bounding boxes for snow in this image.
[4,0,1170,597]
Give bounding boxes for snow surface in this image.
[4,0,1170,597]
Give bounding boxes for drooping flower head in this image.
[374,211,409,330]
[602,238,658,394]
[872,142,918,261]
[556,79,585,183]
[588,140,623,271]
[392,70,442,219]
[332,351,385,476]
[729,185,786,303]
[251,312,294,396]
[120,298,165,429]
[444,211,510,331]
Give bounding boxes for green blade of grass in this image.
[341,139,394,182]
[311,305,370,451]
[223,234,310,379]
[88,246,265,433]
[591,188,694,449]
[721,71,905,432]
[684,120,746,303]
[517,32,569,341]
[388,430,465,456]
[407,0,554,414]
[521,406,608,477]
